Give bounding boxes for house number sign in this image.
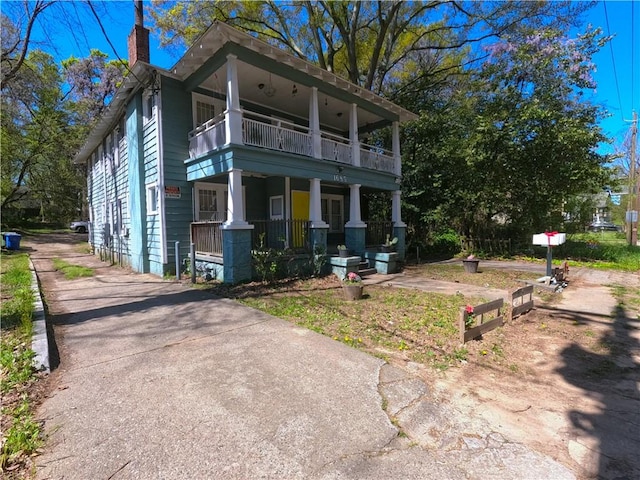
[333,174,348,183]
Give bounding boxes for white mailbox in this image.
[532,232,566,246]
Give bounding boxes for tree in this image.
[1,44,124,222]
[148,0,593,94]
[401,26,612,243]
[1,0,54,90]
[1,48,86,221]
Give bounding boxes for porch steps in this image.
[358,261,377,277]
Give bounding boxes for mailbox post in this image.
[532,232,566,277]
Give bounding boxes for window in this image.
[114,119,125,166]
[105,134,114,173]
[146,183,158,215]
[270,196,284,220]
[192,93,218,129]
[321,194,344,233]
[112,199,123,236]
[143,91,156,124]
[195,182,226,221]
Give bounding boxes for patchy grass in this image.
[52,258,94,279]
[610,284,640,319]
[0,252,43,475]
[404,263,540,289]
[207,275,488,370]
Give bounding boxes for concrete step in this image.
[358,267,377,277]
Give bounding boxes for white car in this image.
[70,220,89,233]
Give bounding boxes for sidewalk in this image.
[29,235,575,479]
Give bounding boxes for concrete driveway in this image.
[28,234,574,479]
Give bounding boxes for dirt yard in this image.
[427,272,640,480]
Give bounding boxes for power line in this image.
[603,0,624,121]
[632,0,635,112]
[85,0,144,86]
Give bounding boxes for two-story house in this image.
[75,13,417,283]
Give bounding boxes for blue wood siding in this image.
[127,95,149,273]
[159,76,195,271]
[142,115,163,274]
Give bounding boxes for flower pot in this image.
[462,259,480,273]
[338,249,349,258]
[379,245,390,253]
[342,284,363,301]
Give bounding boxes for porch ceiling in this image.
[170,21,417,132]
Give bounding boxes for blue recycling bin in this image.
[3,232,22,250]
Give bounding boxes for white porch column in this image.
[309,178,328,228]
[349,103,360,167]
[224,169,248,227]
[392,121,401,176]
[345,184,366,228]
[309,87,322,159]
[225,54,243,145]
[391,190,406,227]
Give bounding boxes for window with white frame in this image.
[270,196,284,220]
[195,182,227,221]
[321,194,344,233]
[143,90,156,124]
[105,134,114,173]
[98,145,104,175]
[192,93,219,129]
[146,183,158,215]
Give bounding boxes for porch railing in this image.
[191,221,224,256]
[188,113,226,158]
[190,219,312,257]
[365,220,394,246]
[251,219,311,251]
[243,112,312,156]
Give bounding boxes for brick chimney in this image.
[128,0,149,66]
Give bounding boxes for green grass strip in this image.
[52,257,94,279]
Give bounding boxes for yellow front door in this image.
[291,191,309,248]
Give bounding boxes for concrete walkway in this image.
[29,235,575,479]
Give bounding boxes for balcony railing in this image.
[243,112,312,156]
[188,113,226,159]
[321,131,351,164]
[187,109,396,174]
[360,143,395,172]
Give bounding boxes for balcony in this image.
[188,110,395,174]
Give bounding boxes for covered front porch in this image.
[184,171,406,283]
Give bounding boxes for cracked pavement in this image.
[29,235,575,479]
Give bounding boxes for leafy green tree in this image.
[1,49,82,222]
[149,0,591,94]
[401,26,612,244]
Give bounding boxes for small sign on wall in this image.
[165,185,181,199]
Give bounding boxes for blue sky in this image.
[7,0,639,157]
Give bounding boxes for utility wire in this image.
[632,0,635,113]
[85,0,145,86]
[603,0,624,121]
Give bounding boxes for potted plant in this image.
[337,244,349,258]
[462,254,480,273]
[379,234,398,253]
[342,272,363,300]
